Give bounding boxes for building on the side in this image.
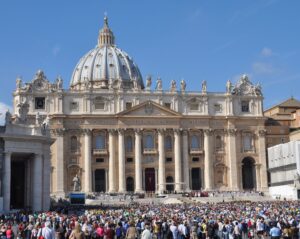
[7,17,268,200]
[0,112,53,212]
[264,97,300,149]
[268,141,300,200]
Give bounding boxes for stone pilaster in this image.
[54,129,65,197]
[134,129,143,193]
[258,129,268,191]
[182,130,190,191]
[84,129,92,193]
[3,152,11,212]
[204,129,213,190]
[108,129,116,192]
[174,129,182,192]
[43,149,51,210]
[227,128,239,190]
[33,153,43,211]
[158,129,166,193]
[118,129,126,193]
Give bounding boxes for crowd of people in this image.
[1,201,300,239]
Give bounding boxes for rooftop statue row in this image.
[15,70,262,97]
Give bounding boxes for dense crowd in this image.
[1,201,300,239]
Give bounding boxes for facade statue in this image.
[17,102,29,123]
[5,111,12,125]
[180,79,186,92]
[170,80,176,92]
[16,77,22,89]
[202,80,207,93]
[73,174,81,191]
[155,77,162,91]
[42,115,50,130]
[132,78,138,90]
[56,76,63,90]
[146,75,152,89]
[226,80,232,94]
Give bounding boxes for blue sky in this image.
[0,0,299,123]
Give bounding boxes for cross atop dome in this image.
[98,15,115,47]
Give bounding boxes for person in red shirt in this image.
[6,225,14,239]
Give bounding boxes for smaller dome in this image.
[70,17,144,91]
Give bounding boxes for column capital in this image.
[118,128,125,135]
[203,128,213,136]
[83,128,92,135]
[134,128,143,135]
[4,151,12,156]
[258,129,267,137]
[182,129,189,136]
[51,128,65,136]
[173,128,182,135]
[108,129,117,135]
[157,128,166,135]
[226,128,237,136]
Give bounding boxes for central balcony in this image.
[93,148,108,155]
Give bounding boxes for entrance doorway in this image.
[126,177,134,192]
[166,176,174,192]
[145,168,155,192]
[95,169,106,192]
[191,168,201,190]
[242,157,256,190]
[11,160,26,209]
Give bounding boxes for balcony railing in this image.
[190,148,203,154]
[143,148,157,154]
[93,148,108,155]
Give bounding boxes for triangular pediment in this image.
[117,100,181,117]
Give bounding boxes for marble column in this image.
[158,129,166,193]
[118,129,126,193]
[255,163,262,189]
[227,128,239,190]
[134,129,143,193]
[204,129,213,190]
[55,129,65,196]
[3,152,11,212]
[43,149,51,210]
[174,129,182,192]
[108,130,116,192]
[258,129,268,191]
[182,130,190,191]
[84,129,92,193]
[33,154,43,211]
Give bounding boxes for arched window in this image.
[144,134,154,149]
[216,135,222,150]
[243,134,253,151]
[95,135,106,149]
[191,135,200,149]
[70,136,78,152]
[126,136,133,152]
[165,135,172,151]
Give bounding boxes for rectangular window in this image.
[95,102,105,110]
[164,103,171,109]
[241,101,249,112]
[166,157,172,162]
[126,102,132,110]
[190,103,199,111]
[214,104,222,112]
[96,158,104,163]
[126,158,133,163]
[192,157,199,162]
[70,102,78,111]
[35,97,45,109]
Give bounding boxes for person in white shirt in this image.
[141,224,151,239]
[42,221,55,239]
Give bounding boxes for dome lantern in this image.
[98,16,115,47]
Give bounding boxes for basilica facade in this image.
[10,17,268,198]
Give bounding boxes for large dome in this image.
[70,17,144,90]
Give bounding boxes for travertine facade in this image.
[10,17,268,197]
